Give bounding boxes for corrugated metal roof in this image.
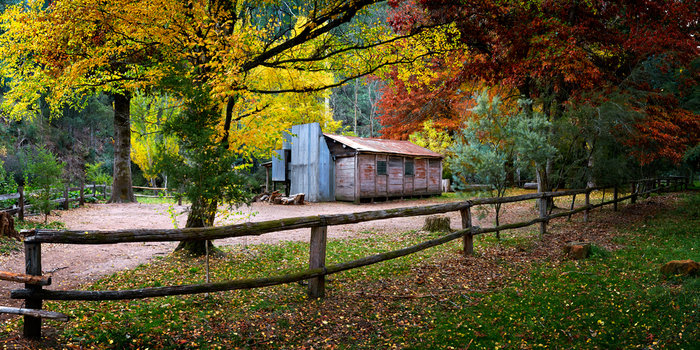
[324,134,443,158]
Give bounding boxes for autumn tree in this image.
[0,0,180,203]
[153,0,436,255]
[385,0,699,188]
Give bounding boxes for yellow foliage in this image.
[130,93,181,183]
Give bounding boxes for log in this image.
[0,307,69,321]
[13,229,466,301]
[0,271,51,286]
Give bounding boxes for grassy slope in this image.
[0,193,697,349]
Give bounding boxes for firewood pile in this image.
[254,191,305,205]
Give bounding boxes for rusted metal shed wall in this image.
[289,123,334,202]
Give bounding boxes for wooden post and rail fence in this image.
[0,183,109,219]
[1,176,689,339]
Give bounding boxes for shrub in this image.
[26,147,65,223]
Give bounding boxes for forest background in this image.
[0,0,697,238]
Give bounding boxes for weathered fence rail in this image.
[3,177,688,339]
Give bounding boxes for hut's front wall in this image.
[342,154,441,201]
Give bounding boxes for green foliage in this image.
[26,147,64,223]
[0,159,18,207]
[555,93,641,188]
[330,77,384,137]
[84,162,111,185]
[682,144,700,183]
[157,87,254,227]
[449,92,555,192]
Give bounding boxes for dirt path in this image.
[2,197,536,317]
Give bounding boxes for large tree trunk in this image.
[175,198,217,256]
[108,93,136,203]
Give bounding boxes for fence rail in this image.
[132,186,175,199]
[2,176,689,339]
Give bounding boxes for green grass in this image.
[0,236,20,255]
[132,195,186,205]
[1,194,697,348]
[415,194,700,349]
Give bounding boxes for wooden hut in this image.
[270,123,444,203]
[324,134,443,202]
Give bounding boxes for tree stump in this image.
[563,242,591,260]
[0,212,20,241]
[422,215,452,233]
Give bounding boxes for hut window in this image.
[377,160,387,175]
[405,159,414,176]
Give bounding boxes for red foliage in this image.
[376,66,470,139]
[381,0,699,163]
[627,97,700,166]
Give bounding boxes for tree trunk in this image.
[175,198,217,256]
[536,166,554,209]
[108,93,136,203]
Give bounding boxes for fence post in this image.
[539,195,547,236]
[79,181,85,206]
[18,186,24,221]
[23,241,42,339]
[308,225,327,298]
[584,189,591,223]
[92,182,96,198]
[567,194,576,221]
[631,182,637,204]
[63,185,69,210]
[460,206,473,256]
[613,186,618,211]
[103,182,107,199]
